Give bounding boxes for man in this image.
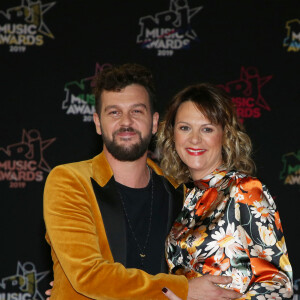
[44,63,242,299]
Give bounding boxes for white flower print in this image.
[208,223,216,230]
[256,222,276,246]
[264,292,282,299]
[261,281,281,291]
[263,187,277,209]
[235,203,240,221]
[224,268,251,293]
[237,225,253,247]
[279,286,293,298]
[209,173,224,186]
[230,185,239,198]
[177,255,183,264]
[250,245,274,262]
[251,200,274,223]
[217,219,225,226]
[205,223,242,259]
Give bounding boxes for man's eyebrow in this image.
[104,103,148,112]
[104,105,119,112]
[131,103,147,110]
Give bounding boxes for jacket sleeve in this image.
[44,164,188,300]
[233,177,293,299]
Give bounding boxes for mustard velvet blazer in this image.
[44,152,188,299]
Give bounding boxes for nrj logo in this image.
[62,62,111,122]
[136,0,202,57]
[0,0,56,53]
[0,261,49,300]
[283,19,300,52]
[0,129,56,188]
[280,150,300,185]
[219,67,272,123]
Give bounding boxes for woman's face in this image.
[174,101,224,180]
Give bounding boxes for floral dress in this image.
[166,168,293,299]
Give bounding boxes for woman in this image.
[157,83,293,299]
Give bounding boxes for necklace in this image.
[118,166,154,263]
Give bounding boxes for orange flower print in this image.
[202,254,230,275]
[179,225,208,255]
[234,178,263,206]
[274,211,283,232]
[195,189,218,218]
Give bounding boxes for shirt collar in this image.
[193,166,229,190]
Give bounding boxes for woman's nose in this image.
[190,132,201,144]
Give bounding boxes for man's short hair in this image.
[93,63,157,115]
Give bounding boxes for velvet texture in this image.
[44,152,188,299]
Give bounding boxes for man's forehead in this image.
[101,85,150,108]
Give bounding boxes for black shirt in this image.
[116,172,169,275]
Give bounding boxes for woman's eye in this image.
[179,126,190,131]
[203,127,213,133]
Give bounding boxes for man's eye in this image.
[132,110,143,114]
[109,111,119,115]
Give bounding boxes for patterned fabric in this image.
[166,168,293,299]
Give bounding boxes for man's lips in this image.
[114,128,138,139]
[117,131,136,137]
[186,148,206,156]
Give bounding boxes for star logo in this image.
[219,67,273,122]
[136,0,203,56]
[0,0,56,38]
[0,261,49,299]
[0,129,56,173]
[221,67,272,110]
[62,63,112,122]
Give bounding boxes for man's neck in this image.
[104,148,150,188]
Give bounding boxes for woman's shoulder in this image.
[226,169,261,185]
[227,170,276,207]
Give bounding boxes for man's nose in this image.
[120,112,133,126]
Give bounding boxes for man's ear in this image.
[152,112,159,134]
[93,113,102,135]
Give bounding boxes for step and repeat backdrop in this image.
[1,0,299,299]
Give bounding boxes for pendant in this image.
[140,253,146,258]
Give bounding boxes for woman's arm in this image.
[234,177,293,299]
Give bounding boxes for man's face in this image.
[93,84,159,161]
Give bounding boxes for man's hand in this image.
[162,275,243,300]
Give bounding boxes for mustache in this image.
[115,127,137,134]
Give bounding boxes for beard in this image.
[101,126,153,161]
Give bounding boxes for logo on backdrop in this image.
[294,278,300,300]
[62,62,111,122]
[218,66,272,123]
[280,150,300,185]
[0,261,49,300]
[0,0,56,53]
[0,129,56,188]
[283,19,300,52]
[136,0,203,56]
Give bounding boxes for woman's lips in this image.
[186,148,206,156]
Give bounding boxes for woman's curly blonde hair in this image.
[156,83,256,184]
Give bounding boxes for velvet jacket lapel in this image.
[90,152,184,272]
